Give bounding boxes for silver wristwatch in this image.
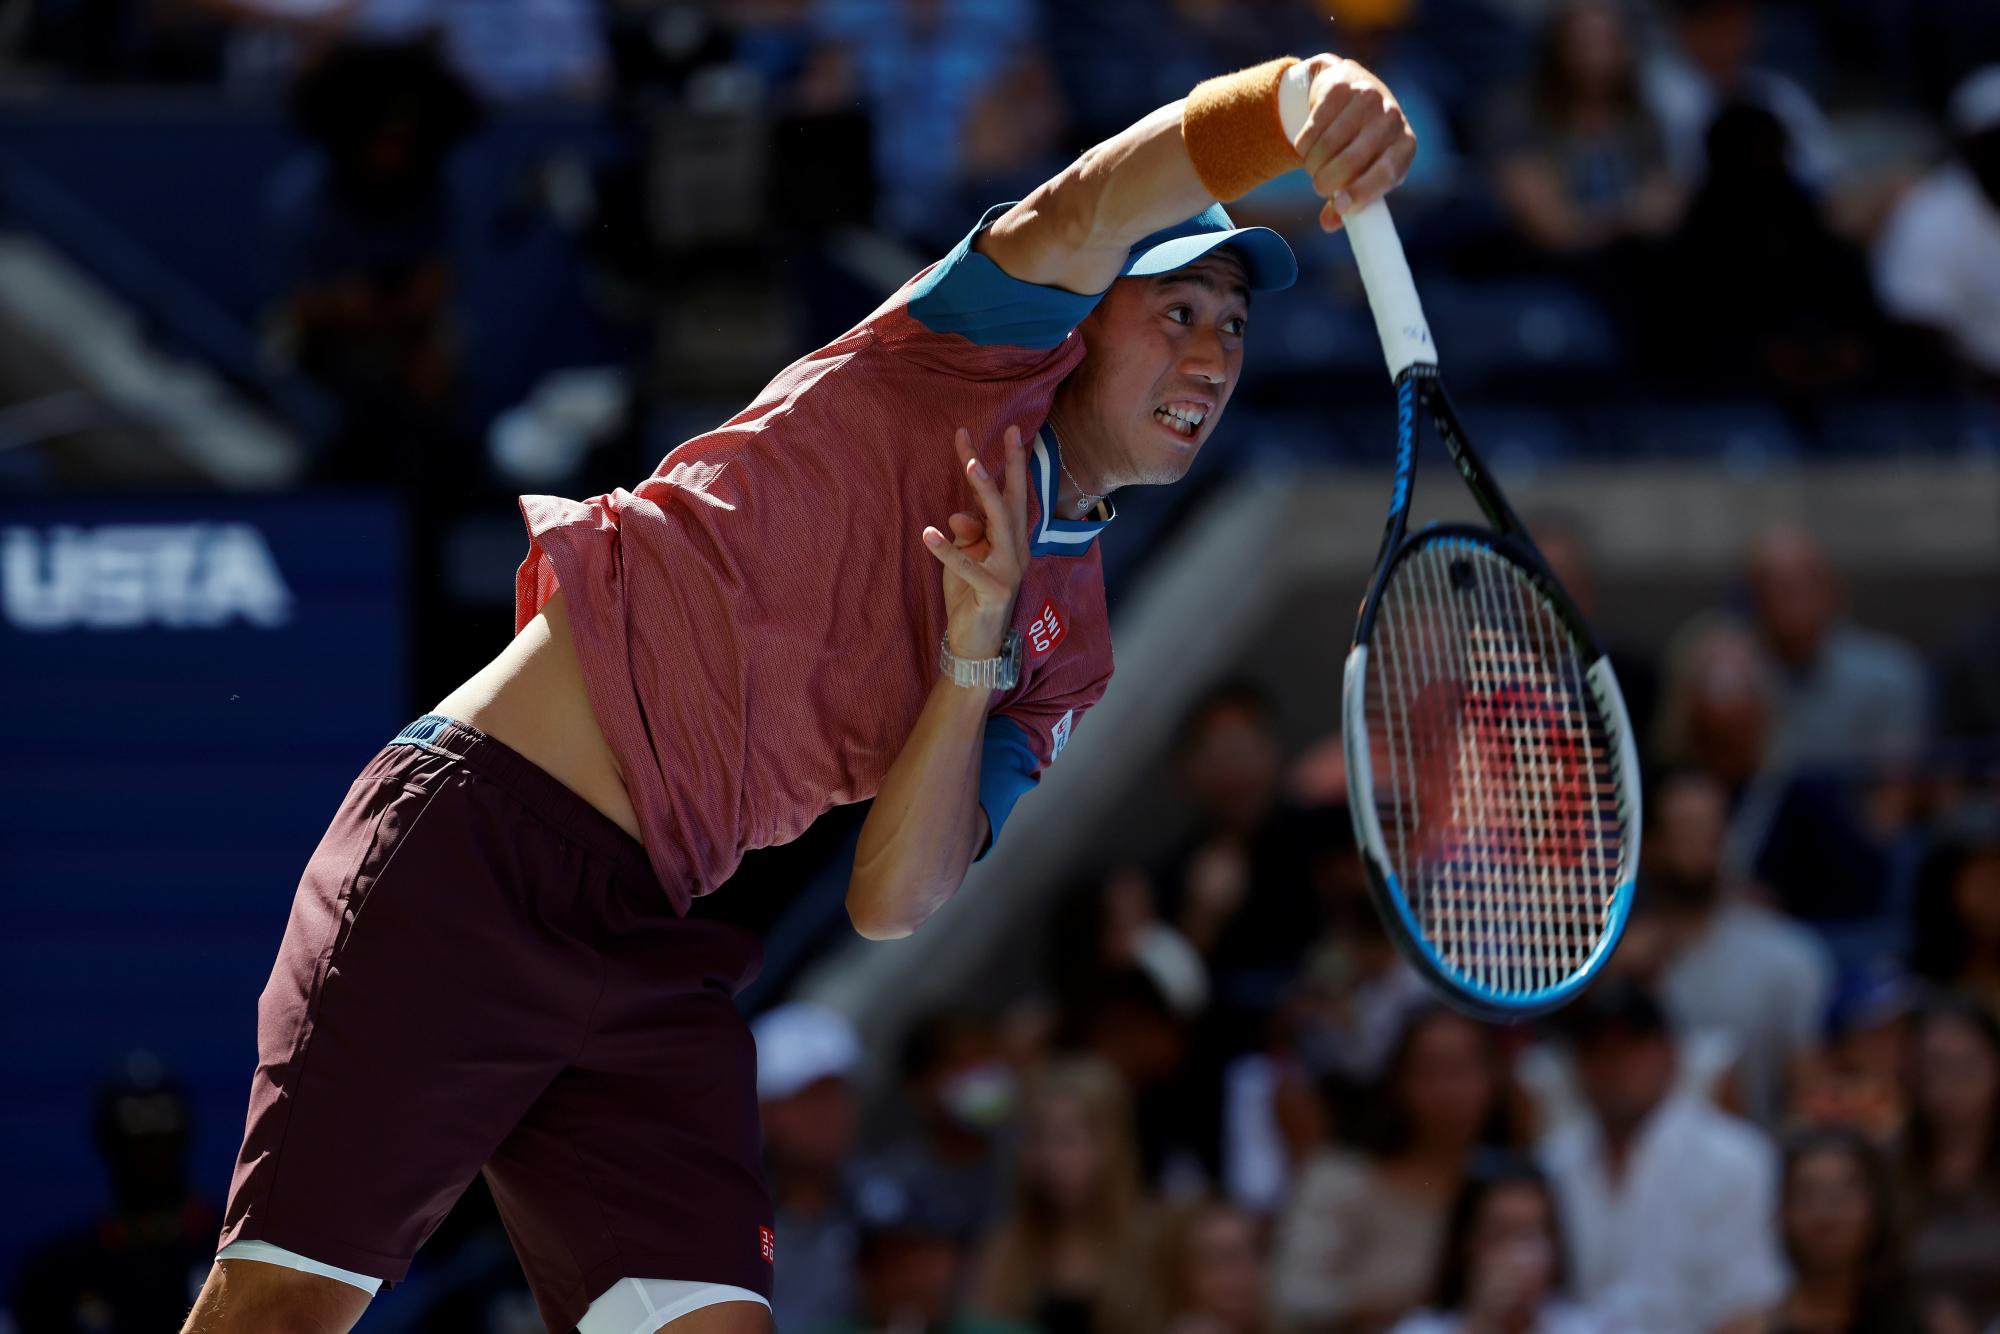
[938,629,1023,691]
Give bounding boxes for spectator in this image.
[754,1001,865,1332]
[11,1053,219,1334]
[1050,866,1210,1026]
[1280,880,1429,1105]
[1655,618,1772,795]
[968,1056,1148,1334]
[1729,1129,1923,1334]
[1642,0,1841,190]
[1900,996,2000,1333]
[1641,767,1834,1126]
[1654,619,1893,935]
[1484,0,1684,259]
[1389,1154,1606,1334]
[1790,968,1916,1144]
[1271,1005,1515,1333]
[1874,65,2000,383]
[1537,980,1786,1332]
[1158,680,1327,1035]
[1745,524,1928,775]
[1220,898,1428,1214]
[1068,965,1210,1191]
[1213,791,1425,1215]
[261,35,501,707]
[260,38,480,485]
[813,0,1061,251]
[1909,804,2000,1019]
[1049,871,1214,1190]
[1097,1195,1278,1334]
[1660,101,1887,399]
[956,31,1069,224]
[862,1010,1016,1245]
[810,1168,1037,1334]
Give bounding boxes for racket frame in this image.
[1341,369,1642,1020]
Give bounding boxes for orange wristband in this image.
[1181,57,1304,203]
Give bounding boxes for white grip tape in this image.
[1277,63,1437,379]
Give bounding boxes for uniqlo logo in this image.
[759,1225,776,1264]
[1027,599,1066,657]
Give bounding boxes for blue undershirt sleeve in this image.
[906,202,1104,350]
[975,714,1041,860]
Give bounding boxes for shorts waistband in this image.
[390,714,657,889]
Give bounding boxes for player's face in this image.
[1057,251,1248,489]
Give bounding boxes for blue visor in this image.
[1121,204,1297,292]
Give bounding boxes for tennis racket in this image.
[1280,71,1641,1019]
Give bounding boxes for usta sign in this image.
[3,524,293,631]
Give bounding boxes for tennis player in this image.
[185,54,1413,1334]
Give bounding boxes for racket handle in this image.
[1278,63,1437,380]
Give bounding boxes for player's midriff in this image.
[432,588,643,843]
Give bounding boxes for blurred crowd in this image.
[7,0,2000,487]
[6,0,2000,1332]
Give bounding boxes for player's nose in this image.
[1178,326,1229,384]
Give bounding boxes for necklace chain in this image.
[1047,422,1105,519]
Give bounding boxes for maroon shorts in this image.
[218,715,773,1331]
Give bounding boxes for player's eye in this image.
[1166,305,1193,325]
[1223,315,1247,336]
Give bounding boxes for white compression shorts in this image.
[214,1242,769,1330]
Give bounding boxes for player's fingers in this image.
[950,425,975,469]
[1339,151,1411,216]
[1309,108,1404,202]
[962,452,1009,552]
[922,526,1007,597]
[1001,426,1028,560]
[1291,60,1357,160]
[1301,84,1372,180]
[947,511,984,546]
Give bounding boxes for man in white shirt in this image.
[1538,981,1787,1333]
[1642,0,1842,191]
[1648,769,1833,1127]
[1875,64,2000,380]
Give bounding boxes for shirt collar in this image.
[1029,428,1115,557]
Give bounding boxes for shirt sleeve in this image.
[974,715,1040,861]
[974,665,1107,859]
[1873,181,1962,329]
[904,202,1104,350]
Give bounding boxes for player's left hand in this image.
[923,425,1029,663]
[1288,54,1418,233]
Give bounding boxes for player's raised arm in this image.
[977,53,1418,295]
[848,426,1033,940]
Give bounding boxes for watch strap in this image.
[939,629,1022,691]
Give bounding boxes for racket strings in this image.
[1364,538,1627,999]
